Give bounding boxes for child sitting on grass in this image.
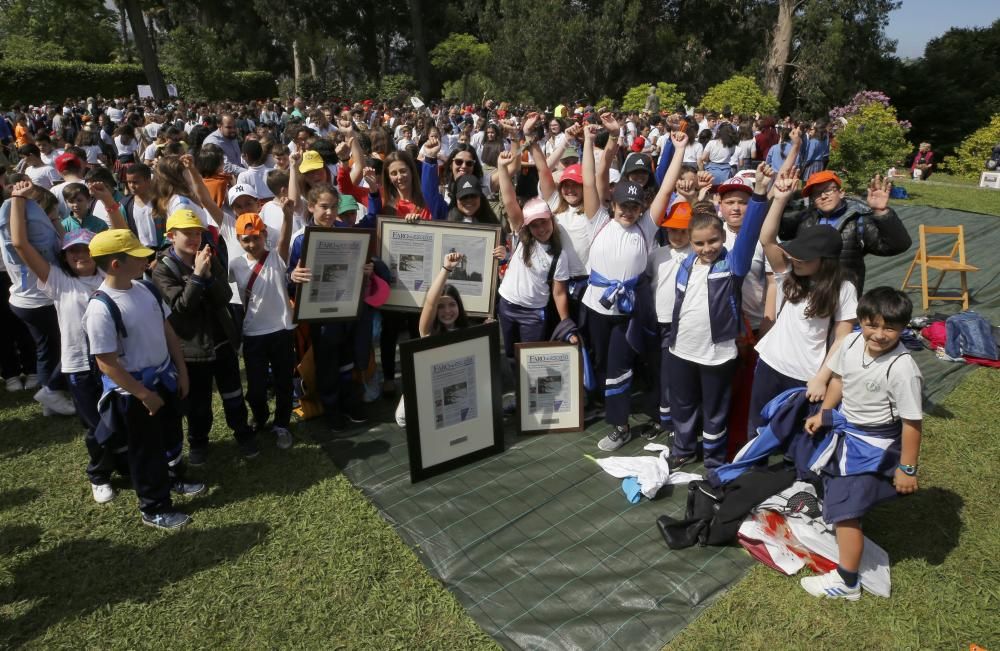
[802,286,923,600]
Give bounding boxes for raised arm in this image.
[419,135,448,221]
[647,130,689,229]
[521,113,555,200]
[7,182,51,283]
[496,150,523,232]
[760,168,800,274]
[778,126,802,178]
[277,196,294,263]
[861,175,911,256]
[581,124,601,219]
[654,134,676,187]
[288,149,305,214]
[596,112,622,213]
[89,181,128,230]
[419,252,462,337]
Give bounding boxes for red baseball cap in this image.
[560,164,583,185]
[54,152,83,174]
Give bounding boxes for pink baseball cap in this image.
[521,198,552,227]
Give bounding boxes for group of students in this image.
[1,96,921,601]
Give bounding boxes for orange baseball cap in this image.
[802,170,842,197]
[660,199,692,229]
[235,213,266,236]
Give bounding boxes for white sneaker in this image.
[91,483,116,504]
[273,426,293,450]
[4,376,24,392]
[34,386,76,416]
[800,570,862,601]
[22,374,39,390]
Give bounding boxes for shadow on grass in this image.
[0,524,41,556]
[0,522,269,647]
[0,415,80,461]
[867,486,964,566]
[0,487,40,513]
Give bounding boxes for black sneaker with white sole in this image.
[141,511,191,530]
[666,453,696,470]
[171,480,207,497]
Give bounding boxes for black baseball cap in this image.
[455,174,480,199]
[779,225,843,261]
[612,180,644,205]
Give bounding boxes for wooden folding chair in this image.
[900,225,979,310]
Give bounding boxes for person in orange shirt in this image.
[14,114,34,148]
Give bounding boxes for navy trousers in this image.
[665,350,737,468]
[747,358,807,437]
[184,344,253,450]
[587,308,635,426]
[498,297,547,358]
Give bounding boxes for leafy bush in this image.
[0,34,66,61]
[829,102,911,192]
[594,96,617,112]
[353,74,417,102]
[0,59,272,103]
[942,114,1000,179]
[440,73,496,103]
[620,82,685,113]
[700,75,778,116]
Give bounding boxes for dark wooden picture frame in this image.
[376,217,502,319]
[400,322,505,483]
[292,226,372,323]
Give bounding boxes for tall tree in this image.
[122,0,167,99]
[762,0,802,100]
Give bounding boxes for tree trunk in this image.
[763,0,798,101]
[293,40,302,96]
[122,0,167,99]
[309,56,317,78]
[116,0,131,62]
[407,0,431,97]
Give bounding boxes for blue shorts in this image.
[822,473,898,523]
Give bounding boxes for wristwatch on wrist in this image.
[897,463,918,476]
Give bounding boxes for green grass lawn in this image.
[893,175,1000,215]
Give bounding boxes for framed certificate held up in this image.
[514,342,584,434]
[400,322,505,482]
[292,227,373,323]
[377,218,501,318]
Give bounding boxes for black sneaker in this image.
[641,421,671,441]
[141,511,191,530]
[347,405,368,425]
[238,438,260,460]
[172,480,207,497]
[329,413,349,433]
[598,424,632,452]
[188,447,208,467]
[667,454,696,470]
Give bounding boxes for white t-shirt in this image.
[144,122,162,140]
[756,273,858,381]
[703,139,735,165]
[7,261,54,309]
[737,138,756,163]
[228,250,294,336]
[25,164,62,189]
[81,145,102,165]
[143,143,159,162]
[236,165,275,200]
[84,280,172,374]
[547,192,595,278]
[582,210,655,316]
[51,180,74,218]
[114,136,138,157]
[130,197,158,248]
[40,148,65,166]
[682,143,703,164]
[647,243,692,323]
[830,332,923,426]
[498,238,569,310]
[670,263,739,365]
[39,267,106,373]
[725,228,770,330]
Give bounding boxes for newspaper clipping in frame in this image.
[309,238,362,307]
[526,352,571,423]
[432,355,478,429]
[440,233,486,297]
[389,230,435,292]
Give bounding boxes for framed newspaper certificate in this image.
[400,322,504,482]
[514,342,584,434]
[292,227,372,323]
[377,217,501,318]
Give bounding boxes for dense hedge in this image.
[0,60,276,103]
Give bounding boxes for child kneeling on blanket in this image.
[802,287,923,600]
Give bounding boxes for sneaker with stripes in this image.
[800,569,862,601]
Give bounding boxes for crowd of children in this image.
[0,97,921,600]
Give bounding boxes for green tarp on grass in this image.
[313,205,997,650]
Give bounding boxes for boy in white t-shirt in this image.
[17,144,62,189]
[84,229,204,530]
[802,287,923,601]
[228,205,296,450]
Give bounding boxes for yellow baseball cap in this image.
[299,150,325,174]
[88,229,154,258]
[165,208,206,232]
